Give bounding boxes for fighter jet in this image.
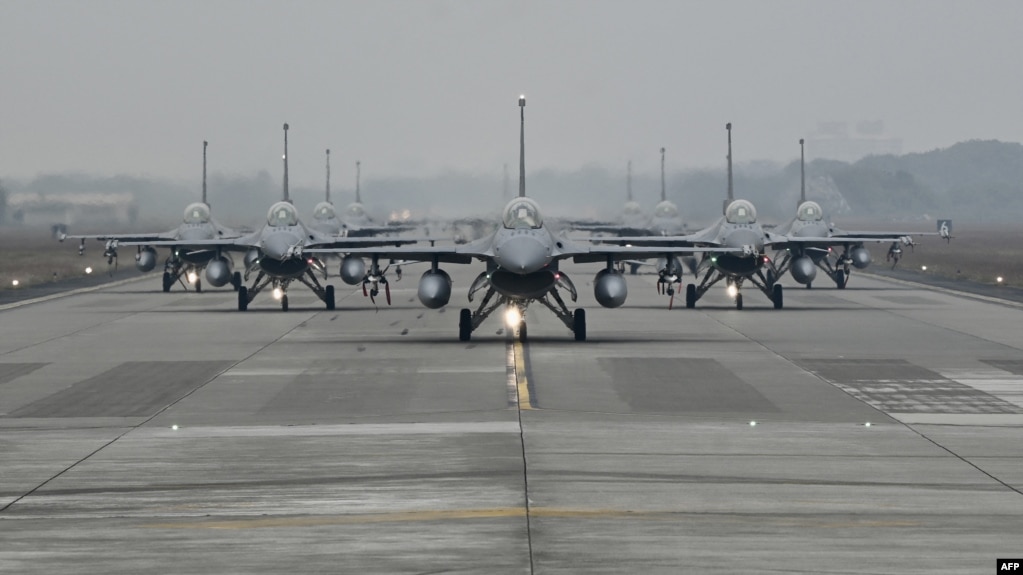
[769,139,949,289]
[136,124,419,311]
[61,141,245,293]
[304,96,732,341]
[309,149,343,236]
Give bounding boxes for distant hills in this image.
[2,139,1022,230]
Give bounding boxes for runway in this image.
[1,263,1022,574]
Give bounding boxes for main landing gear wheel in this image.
[805,282,812,289]
[773,284,784,309]
[458,308,472,342]
[735,293,743,310]
[766,270,776,286]
[685,284,697,309]
[281,294,289,312]
[237,286,248,311]
[162,272,172,293]
[325,285,336,310]
[573,309,586,341]
[231,271,242,291]
[836,270,847,289]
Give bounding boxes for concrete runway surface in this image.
[1,262,1021,574]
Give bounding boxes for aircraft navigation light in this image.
[85,267,93,274]
[11,279,19,287]
[272,287,284,300]
[997,276,1004,283]
[726,284,738,298]
[504,307,522,327]
[187,271,198,284]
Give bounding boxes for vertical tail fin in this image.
[325,149,331,204]
[799,138,806,206]
[724,122,733,215]
[202,140,208,206]
[660,148,666,202]
[282,123,290,203]
[355,160,362,204]
[518,95,526,198]
[627,160,633,202]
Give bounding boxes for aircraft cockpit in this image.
[346,203,366,219]
[622,201,643,217]
[502,197,543,229]
[796,201,823,222]
[183,202,211,225]
[267,201,299,227]
[654,201,679,219]
[725,199,757,225]
[313,202,336,220]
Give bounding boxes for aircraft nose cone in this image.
[495,235,550,274]
[724,229,763,254]
[261,231,304,261]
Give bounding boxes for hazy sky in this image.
[3,0,1022,187]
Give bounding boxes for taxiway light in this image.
[504,307,522,327]
[726,284,739,298]
[85,266,93,274]
[11,279,19,287]
[187,271,198,284]
[272,287,284,300]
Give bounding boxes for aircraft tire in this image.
[281,295,289,312]
[238,286,248,311]
[162,272,172,293]
[735,293,743,310]
[195,278,202,293]
[773,284,784,309]
[518,322,528,343]
[806,282,812,289]
[325,285,336,310]
[766,270,776,286]
[685,284,697,309]
[836,270,847,289]
[458,308,472,342]
[573,308,586,341]
[232,272,242,291]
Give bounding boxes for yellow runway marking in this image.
[513,339,534,410]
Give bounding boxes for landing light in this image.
[504,307,522,327]
[85,266,93,274]
[997,276,1004,283]
[864,422,872,427]
[11,279,19,287]
[272,287,284,300]
[187,271,198,284]
[749,421,757,427]
[921,265,927,271]
[171,424,179,430]
[726,284,738,298]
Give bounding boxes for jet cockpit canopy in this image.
[622,201,643,217]
[267,201,299,227]
[653,200,679,219]
[346,203,367,219]
[725,199,757,225]
[796,201,823,222]
[313,202,336,220]
[502,197,543,229]
[183,202,211,225]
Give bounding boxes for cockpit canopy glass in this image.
[267,201,299,227]
[622,201,643,217]
[346,203,366,219]
[725,199,757,224]
[502,197,543,229]
[653,201,678,219]
[314,202,336,220]
[796,201,823,222]
[183,202,211,225]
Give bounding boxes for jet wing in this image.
[60,230,178,243]
[568,245,743,264]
